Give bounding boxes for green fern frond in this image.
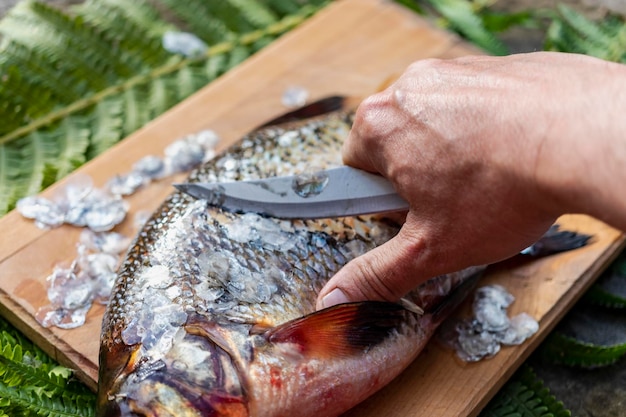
[584,276,626,308]
[0,2,125,89]
[157,0,236,43]
[0,0,328,216]
[83,99,123,160]
[546,5,626,63]
[259,0,302,15]
[0,352,68,397]
[1,41,84,104]
[480,365,570,417]
[74,0,172,37]
[0,381,95,417]
[583,253,626,308]
[228,0,280,28]
[0,138,24,214]
[422,0,509,55]
[0,317,96,416]
[540,332,626,368]
[72,1,172,67]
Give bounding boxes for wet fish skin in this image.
[96,101,570,416]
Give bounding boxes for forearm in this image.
[516,55,626,230]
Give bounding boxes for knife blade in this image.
[174,166,408,219]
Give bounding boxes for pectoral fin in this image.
[260,302,411,358]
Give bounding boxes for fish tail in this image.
[522,224,592,257]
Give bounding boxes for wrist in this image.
[524,57,626,229]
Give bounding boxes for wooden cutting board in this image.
[0,0,623,415]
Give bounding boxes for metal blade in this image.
[174,166,408,219]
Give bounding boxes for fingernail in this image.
[321,288,349,308]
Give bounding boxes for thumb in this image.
[316,229,431,309]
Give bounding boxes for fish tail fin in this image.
[522,224,592,257]
[429,270,483,325]
[259,95,348,127]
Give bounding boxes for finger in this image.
[316,227,431,309]
[342,92,391,172]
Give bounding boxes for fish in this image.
[96,97,586,417]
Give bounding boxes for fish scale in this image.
[97,107,482,417]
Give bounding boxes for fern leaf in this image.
[0,354,67,397]
[121,87,150,137]
[261,0,301,15]
[0,141,24,214]
[157,0,236,43]
[0,2,117,89]
[546,5,626,63]
[0,381,95,417]
[481,365,570,417]
[0,42,84,104]
[424,0,508,55]
[203,53,229,81]
[0,317,96,417]
[73,0,173,66]
[28,1,144,76]
[0,66,56,134]
[3,117,90,194]
[84,98,123,160]
[584,269,626,308]
[227,0,280,28]
[0,2,326,216]
[540,331,626,368]
[75,0,171,37]
[13,133,59,197]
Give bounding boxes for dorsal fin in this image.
[258,95,348,127]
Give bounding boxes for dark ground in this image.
[0,0,625,416]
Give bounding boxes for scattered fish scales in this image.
[106,172,148,196]
[133,155,167,179]
[17,184,128,231]
[164,138,206,173]
[17,129,219,232]
[457,328,501,362]
[21,128,219,329]
[282,86,310,108]
[162,31,208,58]
[35,231,128,329]
[79,229,131,255]
[496,313,540,346]
[16,196,65,227]
[439,284,540,362]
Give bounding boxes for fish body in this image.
[97,105,484,417]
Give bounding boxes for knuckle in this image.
[408,58,442,71]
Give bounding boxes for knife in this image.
[173,166,409,219]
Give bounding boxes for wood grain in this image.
[0,0,622,415]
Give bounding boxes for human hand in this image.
[317,51,626,309]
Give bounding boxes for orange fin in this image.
[263,302,410,358]
[185,314,240,359]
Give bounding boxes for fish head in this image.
[97,327,249,417]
